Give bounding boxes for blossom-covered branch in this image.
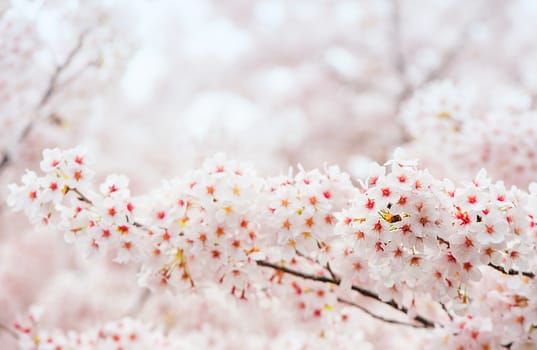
[7,147,537,348]
[257,259,435,328]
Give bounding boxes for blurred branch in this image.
[0,322,18,340]
[56,56,102,92]
[395,31,467,110]
[0,153,9,171]
[324,67,390,95]
[391,0,406,78]
[395,3,484,109]
[531,94,537,110]
[0,30,90,175]
[37,29,90,109]
[126,289,151,317]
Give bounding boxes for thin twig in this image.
[56,57,102,92]
[337,298,427,328]
[299,251,433,327]
[257,260,336,284]
[395,3,482,111]
[0,153,9,170]
[0,322,19,340]
[488,263,535,279]
[38,30,90,109]
[440,302,453,321]
[0,30,90,175]
[69,188,153,235]
[391,0,406,77]
[0,8,7,21]
[69,187,93,205]
[325,262,338,281]
[126,289,150,317]
[256,260,436,328]
[18,30,89,143]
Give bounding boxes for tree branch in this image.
[488,263,535,279]
[337,297,428,328]
[56,57,102,91]
[395,3,482,111]
[0,322,18,340]
[256,260,436,328]
[0,30,90,175]
[325,261,338,281]
[391,0,406,78]
[126,289,150,317]
[0,153,9,171]
[440,302,454,321]
[38,30,90,109]
[68,187,94,205]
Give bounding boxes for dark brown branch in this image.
[437,239,534,278]
[294,249,427,327]
[0,153,9,170]
[325,261,338,281]
[440,302,453,321]
[437,236,450,248]
[0,322,18,340]
[337,298,427,328]
[68,187,93,205]
[256,260,436,328]
[257,259,336,284]
[488,263,535,279]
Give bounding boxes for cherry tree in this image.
[5,146,537,349]
[2,0,537,349]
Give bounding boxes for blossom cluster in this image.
[335,150,537,348]
[401,80,537,188]
[7,147,537,348]
[7,148,354,318]
[12,304,376,350]
[14,307,175,350]
[427,270,537,349]
[4,1,537,349]
[336,150,534,303]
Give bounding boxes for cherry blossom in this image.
[3,1,537,349]
[6,147,537,348]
